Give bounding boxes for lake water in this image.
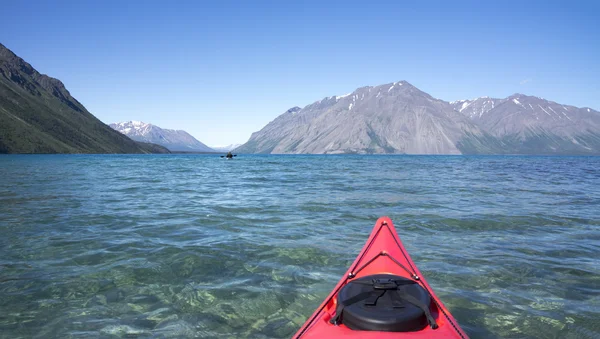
[0,154,599,338]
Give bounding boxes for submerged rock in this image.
[99,324,150,336]
[153,319,195,337]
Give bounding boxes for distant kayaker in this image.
[226,152,233,159]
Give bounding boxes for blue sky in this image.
[1,0,598,146]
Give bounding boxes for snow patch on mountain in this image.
[335,93,351,101]
[110,121,215,152]
[460,101,472,112]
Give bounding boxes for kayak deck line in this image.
[348,221,419,280]
[292,216,469,338]
[348,251,419,281]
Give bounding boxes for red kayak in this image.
[292,217,468,338]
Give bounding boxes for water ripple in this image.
[0,154,599,338]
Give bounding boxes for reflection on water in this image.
[0,154,599,338]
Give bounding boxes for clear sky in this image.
[1,0,598,146]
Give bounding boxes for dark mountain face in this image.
[110,121,215,152]
[236,82,600,155]
[0,43,169,154]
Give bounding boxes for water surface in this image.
[0,155,599,338]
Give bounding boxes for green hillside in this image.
[0,43,169,154]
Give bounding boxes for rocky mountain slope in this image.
[0,43,169,154]
[110,121,215,152]
[452,95,600,154]
[236,81,500,154]
[236,82,600,155]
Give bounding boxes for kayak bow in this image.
[292,216,468,338]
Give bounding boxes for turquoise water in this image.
[0,154,599,338]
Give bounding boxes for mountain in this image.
[452,95,600,154]
[450,97,501,119]
[236,81,600,155]
[235,81,500,154]
[211,144,242,152]
[110,121,215,152]
[0,43,169,154]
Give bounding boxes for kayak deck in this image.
[292,217,468,338]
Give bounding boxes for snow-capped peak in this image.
[130,120,146,127]
[111,121,153,136]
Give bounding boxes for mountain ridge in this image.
[236,81,497,154]
[236,81,600,155]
